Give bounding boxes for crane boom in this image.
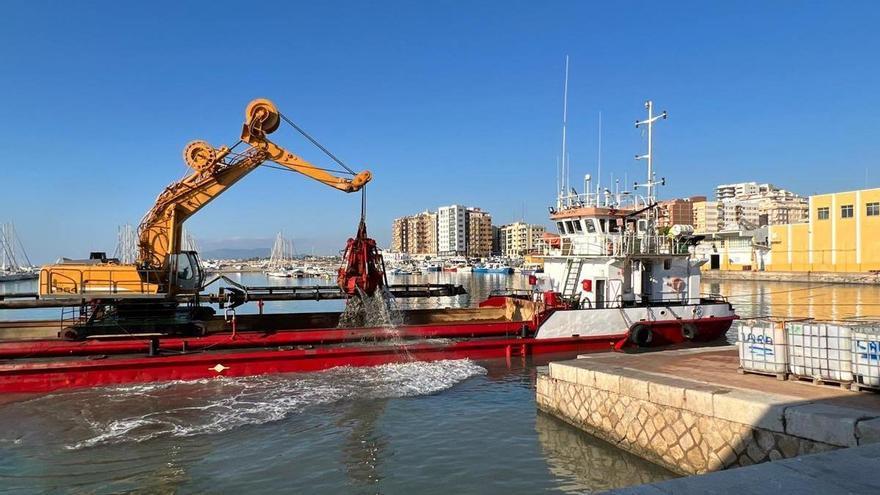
[40,98,371,298]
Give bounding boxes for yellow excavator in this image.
[39,98,371,337]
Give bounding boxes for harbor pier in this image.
[536,347,880,476]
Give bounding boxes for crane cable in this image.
[278,112,367,221]
[279,113,356,175]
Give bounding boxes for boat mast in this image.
[635,100,667,221]
[596,112,602,207]
[559,56,570,209]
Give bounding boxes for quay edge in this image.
[536,347,880,476]
[701,269,880,285]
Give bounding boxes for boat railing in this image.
[552,192,649,212]
[559,233,690,257]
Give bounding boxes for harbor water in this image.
[1,273,880,493]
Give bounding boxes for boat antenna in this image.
[635,100,668,218]
[556,155,560,203]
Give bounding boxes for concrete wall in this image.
[537,360,880,476]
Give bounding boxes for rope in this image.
[361,186,367,222]
[259,162,354,176]
[279,113,356,175]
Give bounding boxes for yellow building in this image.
[767,187,880,272]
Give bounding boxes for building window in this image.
[817,207,829,220]
[841,204,854,218]
[867,202,880,217]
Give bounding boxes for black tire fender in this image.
[629,323,653,347]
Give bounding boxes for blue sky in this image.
[1,1,878,262]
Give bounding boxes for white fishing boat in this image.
[524,96,735,346]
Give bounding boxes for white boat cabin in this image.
[540,197,703,308]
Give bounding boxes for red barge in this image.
[0,297,735,394]
[0,98,737,394]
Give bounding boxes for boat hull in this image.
[0,299,736,394]
[0,335,620,394]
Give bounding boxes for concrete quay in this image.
[604,442,880,494]
[536,347,880,476]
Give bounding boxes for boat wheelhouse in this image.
[530,100,735,345]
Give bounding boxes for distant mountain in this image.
[200,247,270,260]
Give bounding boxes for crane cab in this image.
[168,250,206,294]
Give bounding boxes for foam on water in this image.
[53,359,485,450]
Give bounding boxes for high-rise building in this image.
[692,200,722,233]
[656,197,703,228]
[491,226,503,256]
[499,222,546,257]
[466,208,493,257]
[436,205,495,257]
[390,211,437,255]
[437,205,468,256]
[390,217,409,253]
[714,182,807,230]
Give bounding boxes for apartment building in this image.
[437,205,469,256]
[466,208,493,257]
[692,200,721,233]
[656,197,704,228]
[499,222,546,257]
[390,210,438,255]
[714,182,807,230]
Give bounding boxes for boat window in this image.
[663,259,671,270]
[584,219,596,233]
[572,219,583,232]
[599,219,607,233]
[557,221,565,233]
[608,219,621,233]
[565,221,575,233]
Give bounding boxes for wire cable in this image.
[279,113,356,175]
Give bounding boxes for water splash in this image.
[338,287,404,329]
[37,359,486,450]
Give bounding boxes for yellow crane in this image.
[40,98,371,301]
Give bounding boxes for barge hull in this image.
[0,335,621,394]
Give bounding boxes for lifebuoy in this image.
[629,323,653,347]
[670,278,686,292]
[681,322,698,340]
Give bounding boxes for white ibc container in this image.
[738,320,788,374]
[852,326,880,388]
[786,321,852,382]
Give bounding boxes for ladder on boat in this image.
[560,258,583,302]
